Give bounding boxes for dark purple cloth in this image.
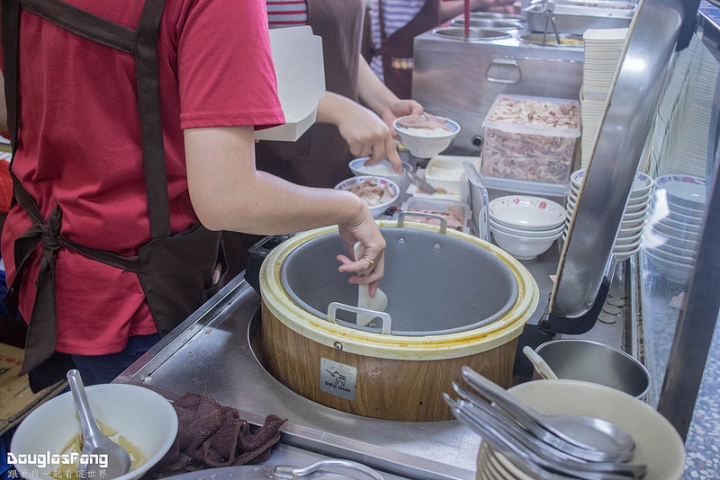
[147,392,287,478]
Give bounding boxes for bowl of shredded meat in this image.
[394,113,460,158]
[335,175,400,218]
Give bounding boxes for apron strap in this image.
[20,0,135,54]
[135,0,172,239]
[0,0,166,378]
[1,0,20,152]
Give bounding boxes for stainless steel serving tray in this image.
[526,3,636,35]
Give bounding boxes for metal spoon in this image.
[462,366,636,463]
[67,369,132,479]
[450,384,647,478]
[446,395,643,480]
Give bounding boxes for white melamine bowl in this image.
[11,384,178,480]
[348,157,411,184]
[489,195,566,231]
[648,204,703,227]
[489,218,565,238]
[490,225,562,260]
[656,215,703,233]
[655,174,706,208]
[627,192,651,207]
[335,175,400,218]
[394,116,460,158]
[615,230,642,246]
[645,249,695,285]
[651,219,702,242]
[643,227,699,251]
[620,216,646,231]
[647,242,696,264]
[613,238,642,253]
[654,242,697,259]
[622,207,648,222]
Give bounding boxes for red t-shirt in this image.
[0,0,285,355]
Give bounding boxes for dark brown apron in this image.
[1,0,223,392]
[221,0,365,280]
[374,0,440,99]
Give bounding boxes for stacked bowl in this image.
[564,169,653,261]
[643,174,705,284]
[488,195,566,261]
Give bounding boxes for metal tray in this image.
[526,3,635,35]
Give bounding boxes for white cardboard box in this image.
[254,26,325,142]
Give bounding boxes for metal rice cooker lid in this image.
[280,227,519,336]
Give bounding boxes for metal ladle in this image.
[67,369,132,479]
[462,366,636,463]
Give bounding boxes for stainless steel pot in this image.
[432,26,513,41]
[450,18,524,32]
[535,339,651,398]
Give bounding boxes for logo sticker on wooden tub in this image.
[320,358,356,401]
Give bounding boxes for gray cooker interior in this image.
[280,228,519,336]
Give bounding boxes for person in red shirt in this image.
[0,0,387,390]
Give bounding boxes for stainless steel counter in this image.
[113,229,635,480]
[115,274,480,480]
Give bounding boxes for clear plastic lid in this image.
[483,94,581,138]
[479,174,571,198]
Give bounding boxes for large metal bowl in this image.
[450,18,524,32]
[433,26,512,41]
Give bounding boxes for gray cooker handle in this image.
[327,302,392,335]
[397,211,448,234]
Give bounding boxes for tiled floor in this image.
[683,319,720,479]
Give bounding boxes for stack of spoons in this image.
[444,367,647,479]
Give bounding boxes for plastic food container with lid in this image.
[481,94,581,185]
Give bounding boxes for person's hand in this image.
[379,100,424,136]
[335,103,404,173]
[335,208,387,296]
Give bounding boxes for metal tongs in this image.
[163,459,384,480]
[403,167,441,195]
[542,0,562,45]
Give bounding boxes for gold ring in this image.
[363,256,375,266]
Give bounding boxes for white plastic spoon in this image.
[353,241,388,327]
[523,346,559,380]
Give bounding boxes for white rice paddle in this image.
[353,241,388,327]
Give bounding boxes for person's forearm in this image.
[184,126,367,235]
[357,55,401,114]
[316,92,367,125]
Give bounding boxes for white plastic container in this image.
[481,94,581,184]
[425,155,481,194]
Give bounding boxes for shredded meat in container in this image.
[482,96,579,184]
[404,206,465,231]
[347,178,395,206]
